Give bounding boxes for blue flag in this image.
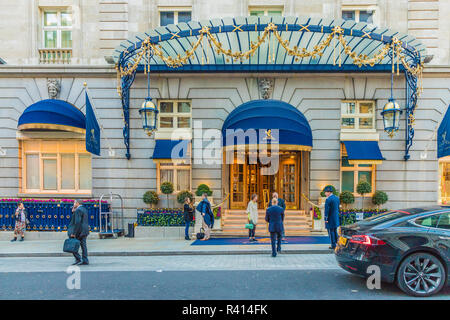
[85,92,101,156]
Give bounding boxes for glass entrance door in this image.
[230,162,246,208]
[280,154,299,209]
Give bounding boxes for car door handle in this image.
[439,236,450,240]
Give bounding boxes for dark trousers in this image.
[73,236,88,263]
[270,232,282,256]
[328,227,338,249]
[185,221,190,238]
[248,224,256,238]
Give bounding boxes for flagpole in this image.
[84,82,115,157]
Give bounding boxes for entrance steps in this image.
[216,209,313,237]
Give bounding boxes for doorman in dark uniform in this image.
[324,186,340,249]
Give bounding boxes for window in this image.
[20,140,91,194]
[42,10,72,48]
[157,163,191,192]
[158,100,191,130]
[437,213,450,230]
[340,143,376,195]
[342,9,373,23]
[159,9,191,26]
[341,100,376,131]
[414,215,440,228]
[249,7,283,17]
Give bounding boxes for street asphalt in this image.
[0,254,448,300]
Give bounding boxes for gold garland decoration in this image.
[117,23,425,118]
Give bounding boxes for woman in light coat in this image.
[247,194,258,242]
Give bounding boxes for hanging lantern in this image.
[139,98,158,136]
[381,98,402,137]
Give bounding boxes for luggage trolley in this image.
[99,193,125,239]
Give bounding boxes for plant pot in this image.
[212,218,221,230]
[313,219,324,231]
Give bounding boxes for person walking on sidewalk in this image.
[67,199,90,265]
[11,202,28,242]
[183,197,194,240]
[324,186,340,250]
[246,194,258,242]
[269,192,286,240]
[197,193,214,241]
[265,198,284,257]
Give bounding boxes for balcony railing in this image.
[38,48,72,64]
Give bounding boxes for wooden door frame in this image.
[279,153,300,209]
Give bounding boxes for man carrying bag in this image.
[66,199,90,265]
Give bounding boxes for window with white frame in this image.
[340,143,376,195]
[341,100,376,131]
[342,9,374,23]
[20,140,91,194]
[159,8,191,26]
[42,10,72,48]
[158,100,191,131]
[249,7,283,17]
[157,163,191,192]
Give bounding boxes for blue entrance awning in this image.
[438,105,450,158]
[222,99,312,150]
[342,141,384,164]
[151,140,189,160]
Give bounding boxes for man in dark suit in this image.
[265,198,285,257]
[324,186,340,250]
[67,199,90,265]
[269,192,286,240]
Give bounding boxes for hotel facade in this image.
[0,0,449,234]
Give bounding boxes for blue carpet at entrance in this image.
[191,236,330,246]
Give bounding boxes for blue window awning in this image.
[438,105,450,158]
[342,141,384,164]
[151,140,190,160]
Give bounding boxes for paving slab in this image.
[0,237,332,257]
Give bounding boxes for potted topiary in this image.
[372,190,388,210]
[160,181,174,208]
[339,191,355,210]
[195,183,213,205]
[319,185,339,205]
[356,181,372,212]
[143,190,159,208]
[177,190,194,205]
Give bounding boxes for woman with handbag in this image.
[246,194,258,242]
[11,201,27,242]
[183,197,194,240]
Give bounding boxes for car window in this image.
[414,214,440,227]
[360,211,410,225]
[437,212,450,230]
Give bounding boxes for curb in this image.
[0,249,333,258]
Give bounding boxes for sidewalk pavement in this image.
[0,237,333,257]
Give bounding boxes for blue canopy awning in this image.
[438,105,450,158]
[18,99,86,133]
[151,139,190,160]
[342,140,384,164]
[222,99,312,150]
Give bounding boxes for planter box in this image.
[212,218,221,230]
[134,226,191,239]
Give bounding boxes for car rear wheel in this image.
[396,252,446,297]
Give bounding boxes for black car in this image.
[335,206,450,297]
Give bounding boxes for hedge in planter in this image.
[137,208,194,227]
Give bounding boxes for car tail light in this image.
[350,234,386,246]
